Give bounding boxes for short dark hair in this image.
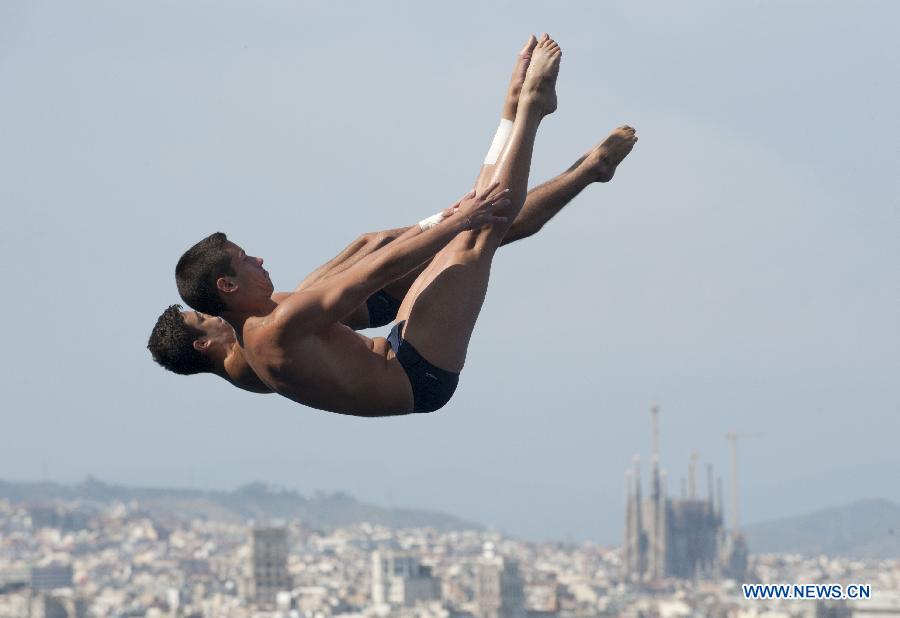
[147,304,214,375]
[175,232,234,315]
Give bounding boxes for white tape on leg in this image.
[418,212,445,231]
[483,118,514,165]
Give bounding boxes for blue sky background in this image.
[1,1,897,542]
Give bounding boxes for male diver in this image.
[149,123,638,394]
[154,35,637,416]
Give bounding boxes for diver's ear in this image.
[193,338,211,353]
[216,276,238,295]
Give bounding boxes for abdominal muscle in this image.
[247,322,415,416]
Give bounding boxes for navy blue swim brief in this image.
[366,290,402,328]
[387,321,459,413]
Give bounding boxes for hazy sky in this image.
[1,1,897,543]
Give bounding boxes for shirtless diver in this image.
[152,34,637,416]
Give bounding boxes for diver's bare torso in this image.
[223,352,271,394]
[220,292,376,396]
[241,318,415,416]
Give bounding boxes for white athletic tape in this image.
[418,211,445,231]
[483,118,514,165]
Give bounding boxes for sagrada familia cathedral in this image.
[623,405,748,582]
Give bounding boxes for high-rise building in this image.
[29,592,86,618]
[28,506,89,532]
[371,550,441,607]
[623,405,748,582]
[30,564,73,591]
[249,526,292,609]
[475,544,525,618]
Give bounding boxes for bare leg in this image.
[305,39,632,326]
[382,125,637,300]
[395,35,562,372]
[305,124,637,331]
[384,37,535,303]
[472,35,538,190]
[501,125,637,244]
[295,228,410,291]
[295,230,407,330]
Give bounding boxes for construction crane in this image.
[724,431,760,533]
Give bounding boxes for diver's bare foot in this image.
[519,33,561,117]
[502,35,538,120]
[581,126,638,182]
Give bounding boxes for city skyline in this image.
[2,497,897,617]
[1,475,897,559]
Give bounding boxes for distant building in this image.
[180,558,211,578]
[249,526,292,609]
[718,531,749,580]
[28,506,89,532]
[29,592,86,618]
[0,566,29,591]
[623,405,748,582]
[371,550,441,607]
[475,544,525,618]
[814,599,852,618]
[30,564,73,591]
